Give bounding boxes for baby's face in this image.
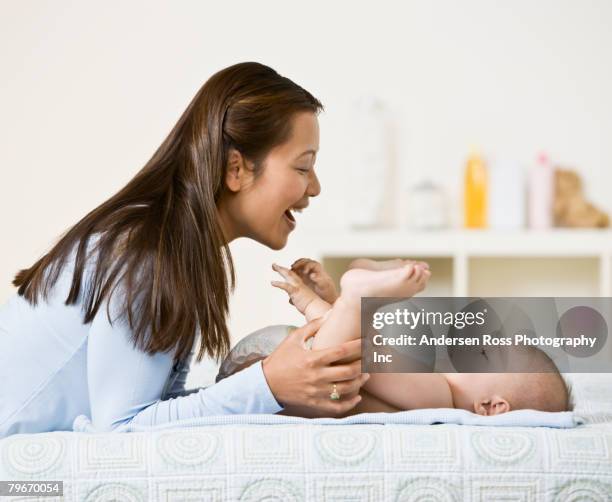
[442,372,521,416]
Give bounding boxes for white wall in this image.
[1,0,611,385]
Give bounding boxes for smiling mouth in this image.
[283,209,297,230]
[284,209,296,223]
[283,205,306,230]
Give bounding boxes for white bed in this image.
[1,373,611,501]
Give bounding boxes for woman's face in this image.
[219,111,321,249]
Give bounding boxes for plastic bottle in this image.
[528,152,553,229]
[347,98,393,229]
[488,159,526,229]
[407,180,448,230]
[464,150,488,228]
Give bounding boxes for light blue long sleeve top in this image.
[0,235,282,438]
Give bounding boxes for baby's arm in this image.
[362,373,454,410]
[271,264,331,321]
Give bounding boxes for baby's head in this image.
[443,347,569,415]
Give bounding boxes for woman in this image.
[0,62,367,437]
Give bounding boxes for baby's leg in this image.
[299,265,434,417]
[311,264,428,352]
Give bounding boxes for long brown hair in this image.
[13,62,323,363]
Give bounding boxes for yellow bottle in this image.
[464,151,488,228]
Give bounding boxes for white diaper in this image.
[216,325,295,382]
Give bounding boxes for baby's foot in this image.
[339,264,430,305]
[349,258,430,272]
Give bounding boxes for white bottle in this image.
[528,152,553,229]
[489,159,526,229]
[347,98,394,229]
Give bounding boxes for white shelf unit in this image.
[299,229,612,297]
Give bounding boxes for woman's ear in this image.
[225,148,248,193]
[474,396,510,416]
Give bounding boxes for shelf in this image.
[468,256,600,297]
[303,229,612,257]
[301,229,612,297]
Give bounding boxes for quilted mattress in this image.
[1,373,611,501]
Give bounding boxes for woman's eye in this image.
[296,167,310,174]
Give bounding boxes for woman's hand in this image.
[261,317,369,417]
[291,258,339,303]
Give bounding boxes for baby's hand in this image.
[291,258,339,303]
[271,263,321,315]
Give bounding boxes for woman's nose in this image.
[307,169,321,197]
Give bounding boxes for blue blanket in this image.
[73,408,581,433]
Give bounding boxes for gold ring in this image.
[329,384,340,401]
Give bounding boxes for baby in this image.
[268,257,569,417]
